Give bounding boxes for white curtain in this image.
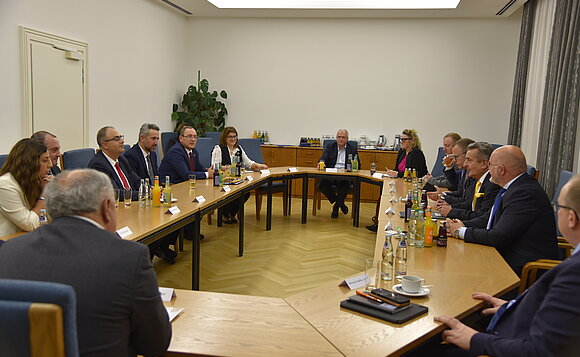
[520,0,557,166]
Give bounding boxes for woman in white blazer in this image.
[0,138,53,236]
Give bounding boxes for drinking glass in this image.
[364,258,381,290]
[124,188,132,207]
[114,189,120,207]
[189,174,196,190]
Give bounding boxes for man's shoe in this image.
[200,234,205,240]
[162,247,177,258]
[331,204,339,218]
[154,248,175,264]
[365,224,378,233]
[340,204,349,215]
[223,216,234,224]
[229,216,238,224]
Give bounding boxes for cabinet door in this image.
[296,147,322,167]
[261,146,275,167]
[271,147,296,167]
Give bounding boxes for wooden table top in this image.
[165,289,342,357]
[285,178,519,357]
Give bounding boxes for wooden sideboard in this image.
[260,145,397,202]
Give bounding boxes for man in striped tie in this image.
[446,145,558,275]
[434,174,580,357]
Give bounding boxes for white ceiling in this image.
[159,0,527,18]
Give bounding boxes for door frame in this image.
[19,26,88,146]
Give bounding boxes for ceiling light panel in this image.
[207,0,461,10]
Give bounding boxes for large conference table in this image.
[1,168,519,356]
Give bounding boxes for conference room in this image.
[1,0,579,356]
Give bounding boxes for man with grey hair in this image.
[31,130,62,175]
[446,146,559,275]
[318,129,359,218]
[436,142,500,224]
[0,169,172,356]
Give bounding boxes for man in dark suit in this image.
[31,130,62,176]
[424,132,461,190]
[436,142,500,224]
[123,123,177,264]
[0,169,171,357]
[88,126,141,201]
[318,129,358,218]
[123,123,160,183]
[447,146,559,275]
[159,126,214,183]
[434,174,580,357]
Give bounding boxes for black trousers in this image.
[222,192,251,217]
[318,178,350,205]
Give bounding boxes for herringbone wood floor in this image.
[154,196,378,298]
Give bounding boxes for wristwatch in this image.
[454,228,462,239]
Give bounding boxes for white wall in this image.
[187,15,522,167]
[0,0,188,152]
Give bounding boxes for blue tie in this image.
[487,187,507,229]
[486,292,526,332]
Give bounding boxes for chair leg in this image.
[255,190,262,221]
[282,190,288,216]
[207,211,213,225]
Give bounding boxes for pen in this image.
[356,290,384,304]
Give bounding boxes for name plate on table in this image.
[260,169,271,175]
[339,273,368,290]
[159,287,175,302]
[116,226,133,239]
[326,168,338,173]
[372,172,385,179]
[246,176,254,182]
[288,167,298,172]
[165,206,181,215]
[221,185,232,193]
[193,195,206,203]
[165,307,184,322]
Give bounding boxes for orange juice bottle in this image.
[151,175,161,207]
[424,207,434,247]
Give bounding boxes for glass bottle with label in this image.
[163,176,172,207]
[395,233,408,278]
[151,176,161,207]
[381,233,394,281]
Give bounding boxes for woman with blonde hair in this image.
[0,138,53,236]
[386,128,428,178]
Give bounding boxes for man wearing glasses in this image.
[446,145,558,276]
[159,126,214,183]
[88,126,141,201]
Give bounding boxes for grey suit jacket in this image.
[0,216,171,357]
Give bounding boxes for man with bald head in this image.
[433,174,580,357]
[447,145,558,275]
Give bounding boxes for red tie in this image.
[115,162,130,189]
[189,152,195,171]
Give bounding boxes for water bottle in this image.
[39,209,47,225]
[138,179,147,208]
[415,211,425,248]
[395,233,408,279]
[381,233,394,281]
[144,178,151,206]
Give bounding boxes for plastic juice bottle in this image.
[151,176,161,207]
[424,208,434,247]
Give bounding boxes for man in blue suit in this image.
[434,174,580,357]
[88,126,140,201]
[159,126,214,183]
[123,123,177,264]
[123,123,159,183]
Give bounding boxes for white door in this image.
[21,27,88,152]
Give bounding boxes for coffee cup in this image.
[401,275,424,293]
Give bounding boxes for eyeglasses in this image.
[181,135,197,140]
[400,137,412,141]
[104,135,124,142]
[227,135,238,139]
[552,202,577,216]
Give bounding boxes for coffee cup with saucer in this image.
[393,275,430,297]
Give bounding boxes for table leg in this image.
[239,195,244,257]
[217,207,223,227]
[302,176,308,224]
[192,213,201,291]
[266,180,273,231]
[353,178,361,227]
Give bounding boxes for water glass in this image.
[189,174,196,190]
[114,189,120,207]
[364,258,381,290]
[124,188,132,207]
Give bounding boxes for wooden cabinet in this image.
[260,145,397,202]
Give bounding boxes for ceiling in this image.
[159,0,527,18]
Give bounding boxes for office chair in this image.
[161,132,179,156]
[0,153,8,169]
[61,148,96,170]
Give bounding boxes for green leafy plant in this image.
[171,71,228,137]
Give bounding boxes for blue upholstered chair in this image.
[161,132,178,156]
[204,131,221,142]
[0,279,78,357]
[552,170,575,256]
[526,165,539,180]
[431,147,446,177]
[0,154,8,169]
[195,137,216,169]
[61,148,96,170]
[238,138,289,220]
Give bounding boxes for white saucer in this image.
[392,284,430,297]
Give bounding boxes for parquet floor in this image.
[153,195,378,298]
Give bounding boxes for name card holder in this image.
[221,185,232,193]
[246,176,254,182]
[116,226,133,239]
[260,169,271,175]
[193,195,206,203]
[288,167,298,172]
[339,273,368,290]
[158,287,176,302]
[372,172,385,179]
[165,206,181,215]
[326,168,338,173]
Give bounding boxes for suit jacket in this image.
[394,147,428,178]
[123,144,158,181]
[464,173,559,275]
[470,251,580,357]
[88,151,141,201]
[444,170,474,206]
[158,142,207,183]
[0,217,172,357]
[447,172,501,222]
[319,142,359,168]
[51,165,62,176]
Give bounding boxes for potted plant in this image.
[171,71,228,137]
